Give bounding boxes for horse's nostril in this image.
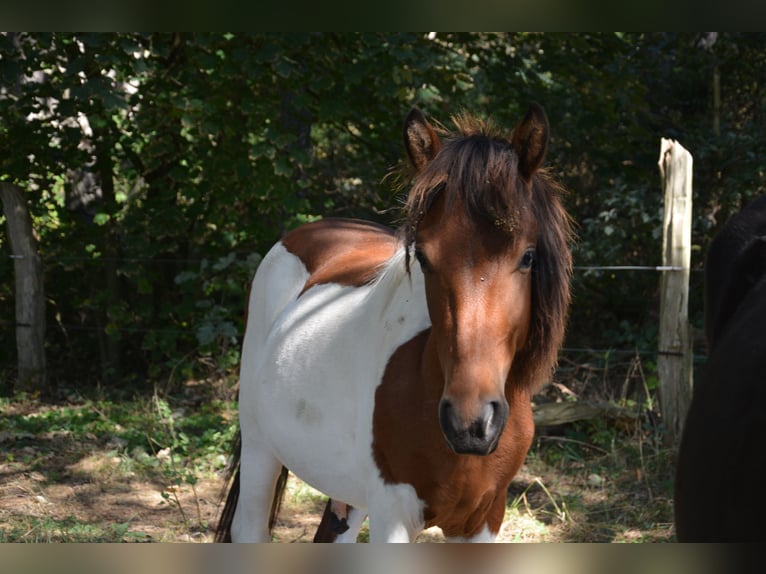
[481,402,499,436]
[490,400,509,432]
[438,398,509,455]
[438,398,457,430]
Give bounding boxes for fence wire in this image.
[2,253,705,360]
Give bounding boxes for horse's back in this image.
[243,218,399,352]
[704,194,766,349]
[281,218,400,290]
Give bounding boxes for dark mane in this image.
[400,112,574,391]
[518,172,574,390]
[403,113,521,241]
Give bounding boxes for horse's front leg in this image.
[445,525,497,543]
[368,515,414,542]
[367,483,425,542]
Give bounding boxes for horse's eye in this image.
[414,247,431,272]
[519,248,535,271]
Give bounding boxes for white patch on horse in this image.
[294,398,322,426]
[445,523,497,543]
[367,481,426,542]
[236,241,431,540]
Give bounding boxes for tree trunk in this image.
[0,182,48,395]
[95,142,122,384]
[713,64,721,137]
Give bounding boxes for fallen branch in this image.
[532,400,638,428]
[535,435,609,455]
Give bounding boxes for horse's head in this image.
[402,105,570,456]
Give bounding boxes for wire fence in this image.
[6,252,689,270]
[2,253,706,362]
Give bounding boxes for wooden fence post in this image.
[1,182,48,394]
[657,139,693,446]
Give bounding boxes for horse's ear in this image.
[512,103,550,180]
[404,108,441,171]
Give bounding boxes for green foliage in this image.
[2,33,766,392]
[0,391,236,476]
[0,515,148,543]
[0,388,236,541]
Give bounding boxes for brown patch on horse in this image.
[369,106,572,537]
[401,105,573,394]
[281,218,400,295]
[412,193,537,455]
[372,330,536,538]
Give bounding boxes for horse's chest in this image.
[422,471,502,537]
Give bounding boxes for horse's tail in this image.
[214,430,290,542]
[214,431,242,542]
[269,464,290,535]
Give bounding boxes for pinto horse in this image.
[215,105,573,543]
[675,194,766,542]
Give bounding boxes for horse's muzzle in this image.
[438,398,509,455]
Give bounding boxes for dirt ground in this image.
[0,442,512,543]
[0,434,674,543]
[0,373,676,543]
[0,436,212,542]
[0,433,475,543]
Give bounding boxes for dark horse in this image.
[215,105,573,542]
[675,194,766,542]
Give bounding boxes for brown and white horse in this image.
[215,105,573,542]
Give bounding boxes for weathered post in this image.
[657,139,693,446]
[1,182,48,394]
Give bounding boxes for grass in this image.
[268,414,675,543]
[0,381,237,542]
[0,515,149,543]
[0,387,236,476]
[0,372,676,543]
[501,415,676,543]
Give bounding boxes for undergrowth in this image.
[271,413,676,543]
[0,357,677,543]
[0,381,237,542]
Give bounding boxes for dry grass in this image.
[0,362,676,543]
[268,426,675,543]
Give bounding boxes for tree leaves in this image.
[4,32,766,387]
